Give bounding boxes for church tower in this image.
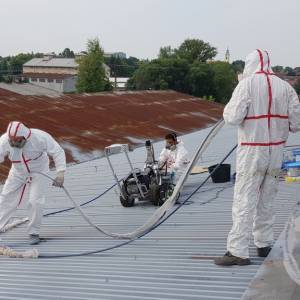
[225,48,230,63]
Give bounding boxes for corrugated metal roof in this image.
[0,125,299,299]
[0,82,62,96]
[0,90,223,181]
[23,58,78,68]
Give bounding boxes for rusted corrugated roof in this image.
[0,90,223,180]
[0,88,19,96]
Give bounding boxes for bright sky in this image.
[0,0,299,67]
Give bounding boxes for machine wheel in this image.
[120,195,135,207]
[149,183,164,206]
[119,185,135,207]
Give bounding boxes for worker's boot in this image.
[257,246,272,258]
[214,251,251,266]
[29,234,40,245]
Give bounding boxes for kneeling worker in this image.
[159,132,189,183]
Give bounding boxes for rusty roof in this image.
[0,90,223,180]
[0,88,19,96]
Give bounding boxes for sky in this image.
[0,0,299,67]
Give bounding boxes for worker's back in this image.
[224,49,300,146]
[240,74,295,146]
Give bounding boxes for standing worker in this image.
[215,50,300,266]
[0,121,66,245]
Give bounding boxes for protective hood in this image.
[243,49,273,78]
[7,121,31,139]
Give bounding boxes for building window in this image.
[48,79,54,83]
[56,79,62,83]
[31,78,37,82]
[39,78,45,82]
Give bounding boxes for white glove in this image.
[53,171,65,188]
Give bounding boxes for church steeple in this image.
[225,48,230,63]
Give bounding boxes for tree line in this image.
[77,38,238,103]
[77,39,300,101]
[1,38,299,101]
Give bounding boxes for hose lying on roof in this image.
[39,141,237,258]
[37,119,226,240]
[2,129,236,258]
[0,180,119,234]
[1,119,230,258]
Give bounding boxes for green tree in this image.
[272,65,284,73]
[211,61,237,104]
[176,39,217,63]
[294,78,300,95]
[9,53,35,72]
[284,66,296,76]
[231,60,245,74]
[60,48,75,58]
[104,55,140,77]
[126,38,239,103]
[76,38,111,93]
[127,58,189,92]
[158,46,176,59]
[185,62,215,97]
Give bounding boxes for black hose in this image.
[44,181,118,217]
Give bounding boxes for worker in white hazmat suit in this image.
[159,132,189,183]
[0,121,66,245]
[215,50,300,266]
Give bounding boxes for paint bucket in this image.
[208,164,231,183]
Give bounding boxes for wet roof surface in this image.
[0,90,223,180]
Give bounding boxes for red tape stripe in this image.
[241,141,285,146]
[266,74,273,129]
[18,184,27,206]
[11,153,42,164]
[245,114,288,120]
[22,153,31,173]
[13,122,21,138]
[256,71,276,75]
[27,129,31,139]
[257,49,264,72]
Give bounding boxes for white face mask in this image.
[9,138,26,148]
[166,142,176,151]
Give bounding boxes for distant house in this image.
[23,54,110,93]
[104,52,127,59]
[109,77,129,91]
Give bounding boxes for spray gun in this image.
[145,140,155,165]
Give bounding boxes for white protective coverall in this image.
[0,122,66,235]
[159,140,189,182]
[224,49,300,258]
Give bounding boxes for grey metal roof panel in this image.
[23,58,78,68]
[0,125,299,299]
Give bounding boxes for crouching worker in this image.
[0,121,66,245]
[159,132,189,184]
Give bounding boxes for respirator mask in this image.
[166,143,176,151]
[9,137,26,148]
